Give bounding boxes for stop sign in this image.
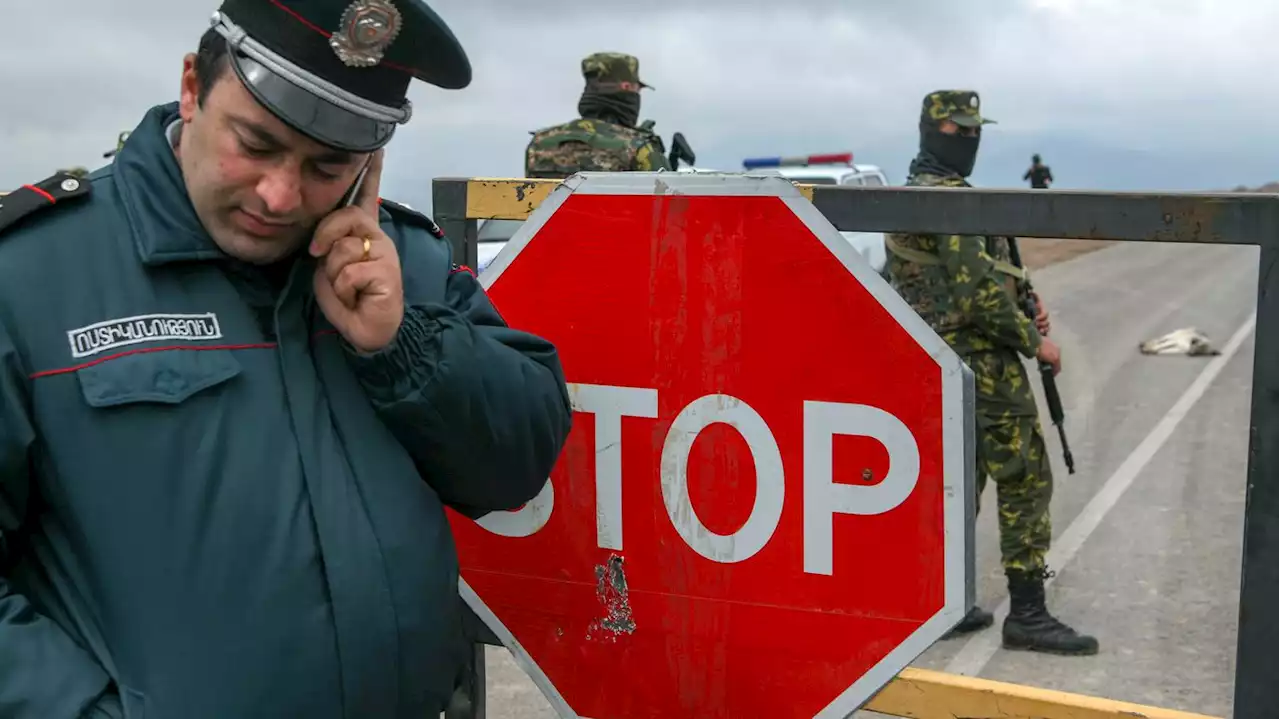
[447,172,974,718]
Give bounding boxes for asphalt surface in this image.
[460,239,1262,719]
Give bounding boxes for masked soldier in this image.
[885,90,1098,656]
[524,52,670,178]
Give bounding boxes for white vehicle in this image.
[736,152,889,275]
[474,153,891,276]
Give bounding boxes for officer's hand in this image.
[1032,290,1051,335]
[1036,337,1062,376]
[310,150,404,353]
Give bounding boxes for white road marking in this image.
[943,311,1259,677]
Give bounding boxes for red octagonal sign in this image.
[447,173,974,718]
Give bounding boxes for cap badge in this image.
[330,0,403,68]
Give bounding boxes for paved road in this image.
[464,239,1262,719]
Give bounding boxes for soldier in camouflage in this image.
[885,90,1098,656]
[524,52,670,178]
[104,130,131,159]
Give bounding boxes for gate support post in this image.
[1233,237,1277,719]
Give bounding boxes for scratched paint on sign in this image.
[587,554,636,641]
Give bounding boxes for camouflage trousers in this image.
[968,350,1053,574]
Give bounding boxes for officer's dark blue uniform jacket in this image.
[0,103,572,719]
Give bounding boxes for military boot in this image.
[1002,567,1099,655]
[943,605,994,638]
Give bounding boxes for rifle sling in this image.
[885,235,1028,281]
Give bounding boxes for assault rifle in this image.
[668,132,696,169]
[636,121,697,170]
[1006,237,1076,474]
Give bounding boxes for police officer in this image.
[885,90,1098,656]
[0,1,572,717]
[524,52,671,178]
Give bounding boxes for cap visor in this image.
[231,52,397,153]
[405,7,472,90]
[950,113,992,128]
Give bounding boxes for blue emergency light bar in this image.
[741,152,854,170]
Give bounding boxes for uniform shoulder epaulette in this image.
[378,197,445,239]
[0,170,92,237]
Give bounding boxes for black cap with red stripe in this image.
[210,0,471,152]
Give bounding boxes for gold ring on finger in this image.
[361,236,372,262]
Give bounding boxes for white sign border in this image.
[473,170,975,719]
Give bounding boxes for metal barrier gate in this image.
[431,175,1278,719]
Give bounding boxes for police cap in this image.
[210,0,471,153]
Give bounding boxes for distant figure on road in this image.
[524,52,670,178]
[884,90,1098,656]
[1024,153,1054,188]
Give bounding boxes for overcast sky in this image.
[2,0,1276,213]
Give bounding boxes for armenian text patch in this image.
[67,313,223,359]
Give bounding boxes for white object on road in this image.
[1138,327,1222,356]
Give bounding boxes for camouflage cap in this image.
[581,52,651,92]
[921,90,995,128]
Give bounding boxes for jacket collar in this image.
[113,102,229,266]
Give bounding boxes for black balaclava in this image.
[917,119,981,178]
[578,87,641,128]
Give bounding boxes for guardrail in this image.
[431,175,1277,719]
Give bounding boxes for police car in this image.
[475,153,891,275]
[736,152,889,275]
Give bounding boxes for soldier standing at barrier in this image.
[524,52,671,178]
[0,1,572,717]
[1024,153,1054,188]
[885,90,1098,656]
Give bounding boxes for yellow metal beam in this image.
[465,178,560,221]
[865,667,1221,719]
[461,177,814,221]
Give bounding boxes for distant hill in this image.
[1229,181,1279,193]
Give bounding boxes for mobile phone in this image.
[340,164,371,207]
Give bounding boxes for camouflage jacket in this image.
[524,118,670,178]
[884,171,1042,361]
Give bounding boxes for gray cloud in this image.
[2,0,1275,212]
